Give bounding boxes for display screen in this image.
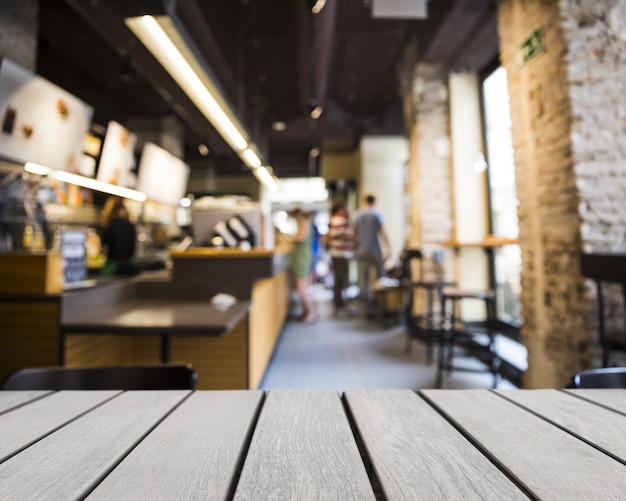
[96,120,137,188]
[61,229,87,284]
[136,142,189,206]
[0,57,93,171]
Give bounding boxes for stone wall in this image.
[0,0,38,71]
[496,0,589,387]
[404,63,454,278]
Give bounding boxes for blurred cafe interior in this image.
[0,0,625,390]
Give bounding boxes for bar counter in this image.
[0,248,291,389]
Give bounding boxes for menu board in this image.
[96,120,137,188]
[136,142,189,206]
[0,57,93,171]
[61,229,87,284]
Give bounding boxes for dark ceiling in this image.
[35,0,499,179]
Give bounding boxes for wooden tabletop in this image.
[1,389,625,500]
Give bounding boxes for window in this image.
[482,66,521,328]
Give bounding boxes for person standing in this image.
[100,197,137,276]
[327,201,353,316]
[289,207,316,323]
[353,194,390,317]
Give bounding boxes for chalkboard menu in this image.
[61,229,87,284]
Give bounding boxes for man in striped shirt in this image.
[327,201,353,315]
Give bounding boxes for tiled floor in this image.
[260,286,522,391]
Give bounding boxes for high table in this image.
[1,389,625,499]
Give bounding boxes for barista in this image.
[100,197,137,276]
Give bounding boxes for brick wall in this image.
[0,0,38,71]
[562,0,626,252]
[497,0,589,387]
[560,1,626,355]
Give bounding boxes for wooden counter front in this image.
[0,251,62,294]
[66,249,289,389]
[1,248,290,389]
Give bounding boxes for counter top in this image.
[59,299,251,364]
[62,298,250,335]
[441,236,518,248]
[170,245,291,259]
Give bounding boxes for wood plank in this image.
[344,390,527,500]
[249,271,289,389]
[0,390,119,462]
[564,389,626,414]
[88,391,264,500]
[498,389,626,462]
[0,302,60,382]
[234,390,375,500]
[422,389,626,499]
[0,391,52,414]
[0,251,62,294]
[0,390,189,500]
[171,318,248,390]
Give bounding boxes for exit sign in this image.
[519,28,545,66]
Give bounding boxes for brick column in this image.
[562,1,626,346]
[404,63,454,279]
[496,0,591,387]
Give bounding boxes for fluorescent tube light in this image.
[24,162,50,176]
[252,166,279,192]
[126,15,248,151]
[310,106,323,119]
[242,148,262,168]
[25,162,147,202]
[312,0,327,14]
[126,14,284,191]
[55,171,147,202]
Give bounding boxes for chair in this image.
[1,363,198,391]
[404,248,455,362]
[571,367,626,389]
[436,288,500,388]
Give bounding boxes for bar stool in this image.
[405,280,454,362]
[403,248,454,363]
[436,288,500,388]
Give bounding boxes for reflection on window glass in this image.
[483,67,521,326]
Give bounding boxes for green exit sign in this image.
[519,28,545,66]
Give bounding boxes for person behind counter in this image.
[100,197,137,276]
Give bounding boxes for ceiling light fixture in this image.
[310,106,323,119]
[127,16,249,152]
[198,144,209,156]
[25,163,147,202]
[312,0,327,14]
[126,14,282,190]
[242,148,262,168]
[252,166,279,192]
[272,121,286,131]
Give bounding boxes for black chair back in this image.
[2,364,197,390]
[572,367,626,389]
